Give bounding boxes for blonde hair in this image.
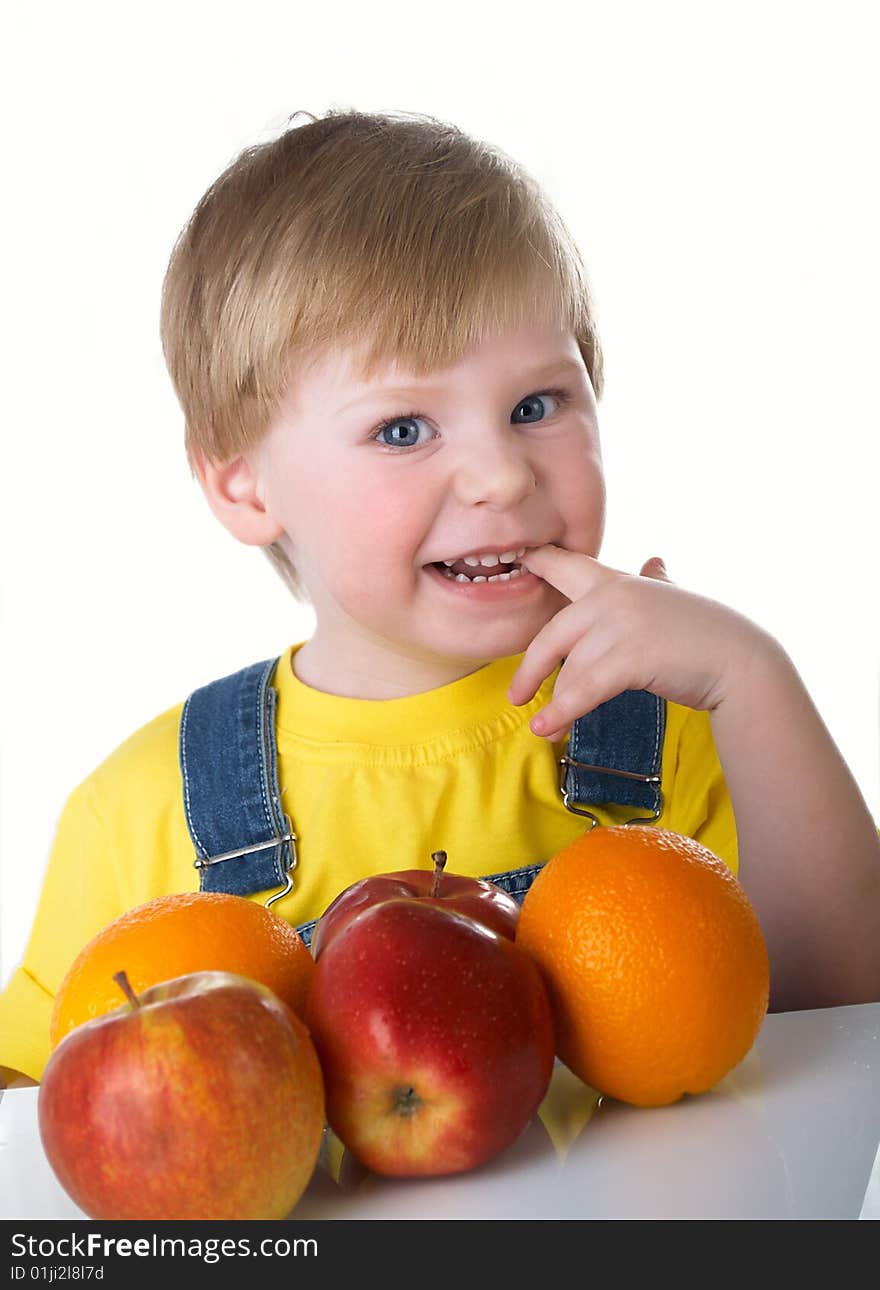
[159,107,605,603]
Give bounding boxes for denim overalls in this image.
[179,656,666,949]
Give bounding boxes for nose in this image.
[450,432,537,509]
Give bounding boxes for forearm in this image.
[709,634,880,1012]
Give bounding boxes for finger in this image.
[639,556,672,582]
[519,544,609,601]
[529,641,628,739]
[527,644,595,735]
[507,598,598,705]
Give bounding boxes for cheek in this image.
[326,482,427,594]
[275,453,420,555]
[552,446,606,551]
[354,480,427,553]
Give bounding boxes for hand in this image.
[507,545,769,740]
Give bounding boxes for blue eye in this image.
[513,390,567,424]
[370,387,572,451]
[372,413,428,450]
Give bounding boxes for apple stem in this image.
[113,970,141,1010]
[430,850,447,899]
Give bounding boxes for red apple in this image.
[38,970,326,1220]
[304,899,555,1176]
[311,849,520,958]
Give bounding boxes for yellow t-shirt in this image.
[0,641,737,1081]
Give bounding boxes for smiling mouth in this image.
[428,548,529,579]
[430,560,527,583]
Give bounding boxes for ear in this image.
[191,446,285,547]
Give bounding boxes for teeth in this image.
[442,567,525,583]
[443,546,527,568]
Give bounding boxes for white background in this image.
[2,0,878,985]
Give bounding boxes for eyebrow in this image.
[335,357,585,415]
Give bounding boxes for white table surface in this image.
[2,1002,878,1221]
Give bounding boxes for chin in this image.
[420,626,541,666]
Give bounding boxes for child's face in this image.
[254,319,605,687]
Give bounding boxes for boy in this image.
[1,107,878,1087]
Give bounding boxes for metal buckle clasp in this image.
[558,754,664,829]
[193,820,299,909]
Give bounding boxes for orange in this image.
[50,891,315,1048]
[516,826,770,1107]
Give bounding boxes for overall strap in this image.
[559,688,666,824]
[480,690,667,907]
[179,656,296,901]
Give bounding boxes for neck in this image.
[292,633,492,700]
